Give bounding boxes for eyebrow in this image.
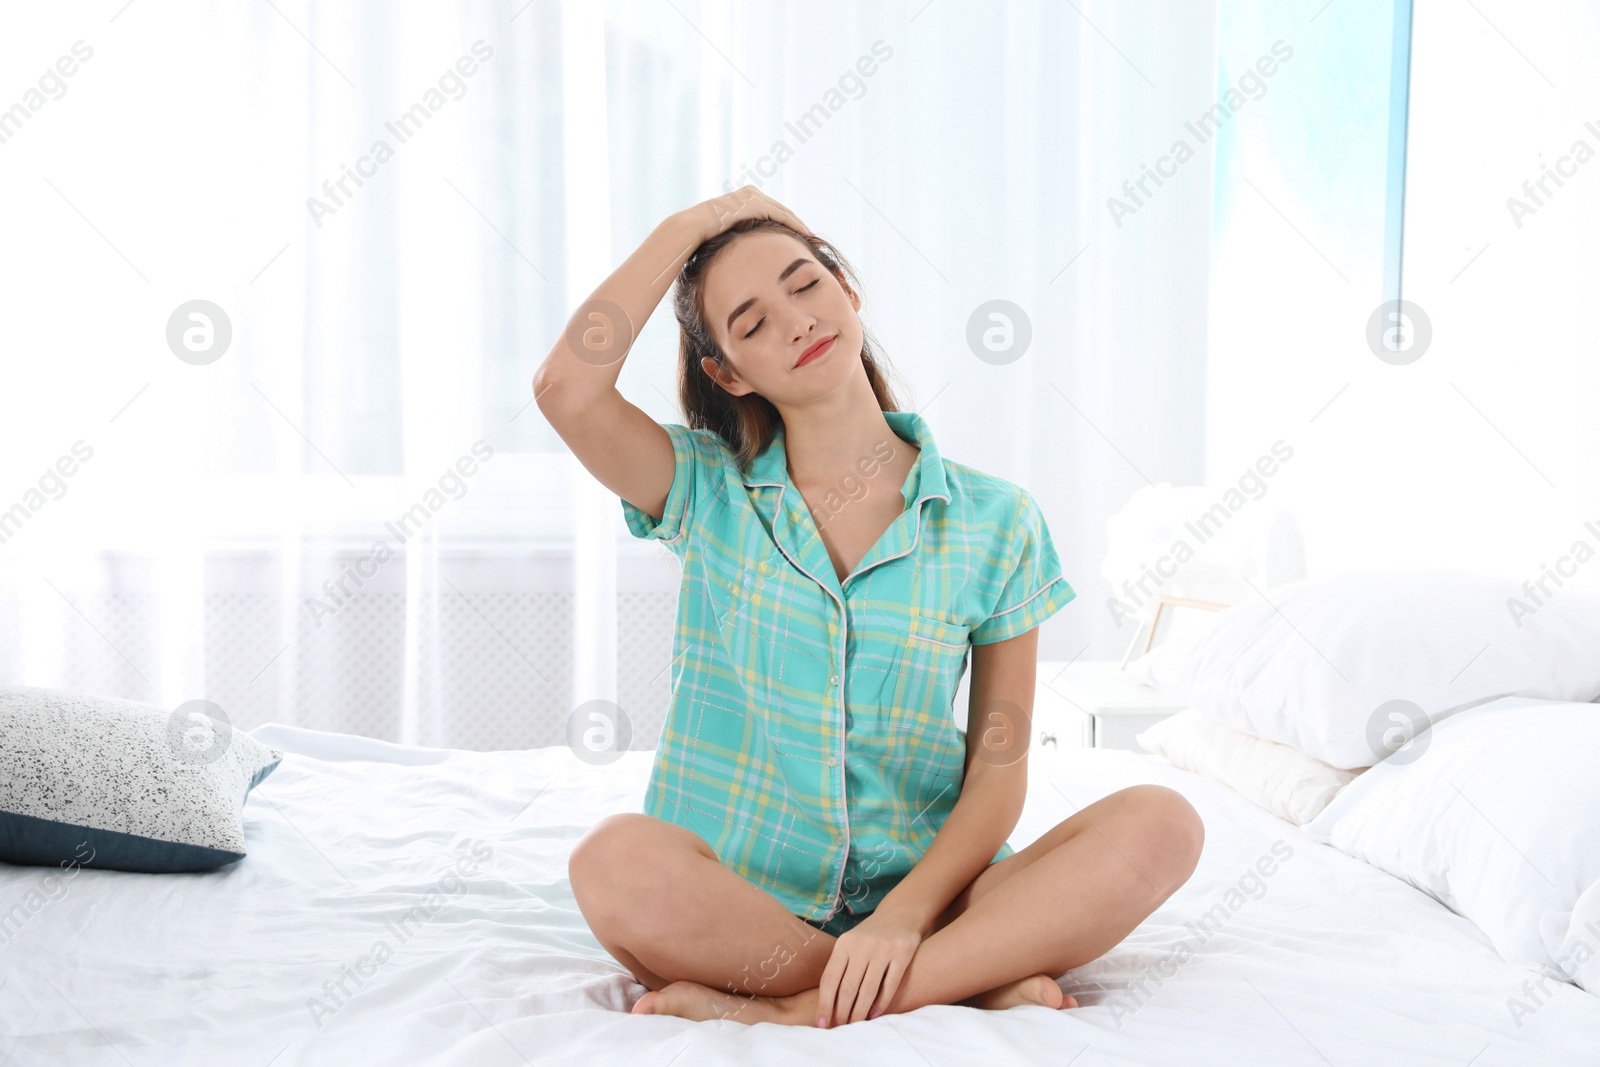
[725,257,813,334]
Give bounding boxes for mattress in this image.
[2,723,1597,1066]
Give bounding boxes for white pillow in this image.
[1136,708,1360,825]
[1305,696,1600,988]
[1543,879,1600,997]
[1130,569,1600,769]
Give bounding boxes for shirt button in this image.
[827,756,838,767]
[830,674,839,686]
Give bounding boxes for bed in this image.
[4,719,1598,1067]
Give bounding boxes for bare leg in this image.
[573,784,1203,1025]
[867,784,1203,1018]
[569,811,1054,1025]
[643,784,1201,1025]
[569,813,838,1002]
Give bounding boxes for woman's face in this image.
[699,230,864,404]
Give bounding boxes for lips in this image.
[796,335,836,368]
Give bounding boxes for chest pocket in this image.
[891,610,972,781]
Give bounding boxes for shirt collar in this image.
[741,409,951,507]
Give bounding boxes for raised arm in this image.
[533,187,811,522]
[533,209,704,522]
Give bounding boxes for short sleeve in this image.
[969,490,1077,645]
[619,422,724,554]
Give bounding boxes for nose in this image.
[789,314,818,347]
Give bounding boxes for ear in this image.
[836,269,861,313]
[701,354,755,397]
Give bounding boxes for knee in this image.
[569,813,655,913]
[569,813,714,936]
[1116,784,1205,893]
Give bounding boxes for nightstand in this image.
[1032,660,1189,752]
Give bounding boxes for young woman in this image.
[536,187,1204,1029]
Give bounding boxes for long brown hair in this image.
[671,218,904,472]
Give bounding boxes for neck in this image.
[775,380,916,490]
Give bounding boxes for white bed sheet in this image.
[2,723,1598,1066]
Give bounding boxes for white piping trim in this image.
[986,575,1066,618]
[841,491,941,584]
[907,632,969,649]
[762,483,852,917]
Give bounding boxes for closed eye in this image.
[743,278,820,339]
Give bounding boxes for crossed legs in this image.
[569,784,1203,1025]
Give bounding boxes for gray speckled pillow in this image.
[0,686,283,873]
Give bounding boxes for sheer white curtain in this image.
[0,0,1216,748]
[1203,0,1600,588]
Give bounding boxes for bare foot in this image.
[629,976,1075,1026]
[631,979,807,1026]
[962,974,1077,1011]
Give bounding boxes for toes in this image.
[1031,975,1065,1009]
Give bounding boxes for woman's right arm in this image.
[533,208,708,523]
[533,188,810,523]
